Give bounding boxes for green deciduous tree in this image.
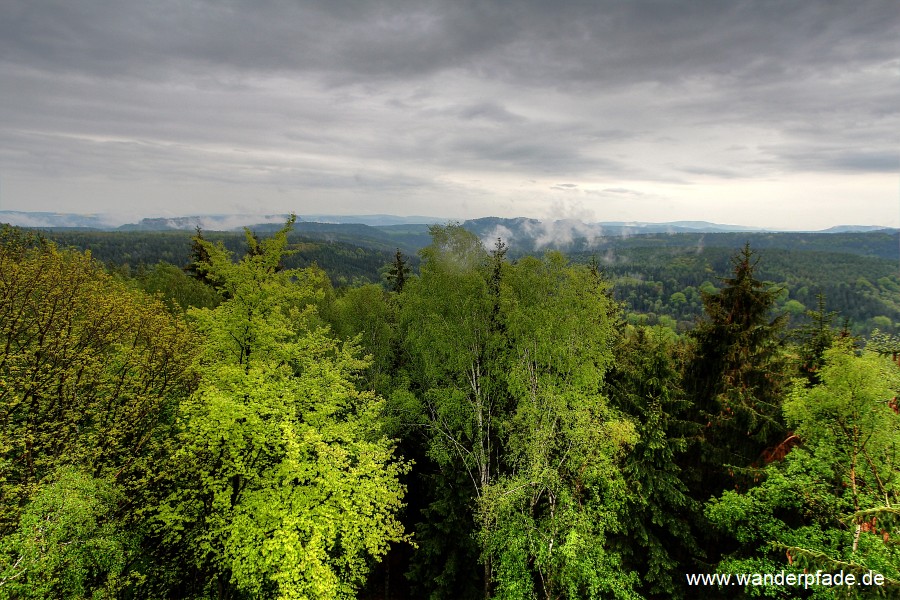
[0,228,199,597]
[0,235,198,530]
[0,467,126,599]
[784,343,900,551]
[867,329,900,365]
[400,227,638,599]
[325,283,398,396]
[400,224,500,598]
[707,342,900,596]
[137,261,221,313]
[154,217,408,599]
[480,253,637,600]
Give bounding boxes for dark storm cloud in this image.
[5,0,896,84]
[1,0,508,79]
[1,0,897,226]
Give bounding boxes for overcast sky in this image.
[1,0,898,229]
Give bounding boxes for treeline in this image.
[35,229,406,288]
[33,227,900,336]
[1,221,899,599]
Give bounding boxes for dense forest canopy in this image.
[1,220,899,599]
[26,225,900,336]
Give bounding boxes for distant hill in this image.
[289,222,432,254]
[0,211,442,231]
[293,214,443,226]
[3,210,897,259]
[0,211,113,229]
[584,220,764,232]
[568,243,900,337]
[118,215,292,231]
[459,217,899,259]
[117,214,444,231]
[819,225,892,233]
[21,228,408,288]
[6,210,890,235]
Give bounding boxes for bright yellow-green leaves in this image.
[785,342,900,481]
[160,219,408,599]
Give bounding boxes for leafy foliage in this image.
[35,228,402,288]
[135,261,221,312]
[400,226,638,599]
[573,244,900,336]
[0,468,126,599]
[6,220,900,599]
[153,218,408,599]
[324,283,399,396]
[0,237,198,531]
[480,254,638,600]
[399,224,500,598]
[707,343,900,597]
[0,229,199,597]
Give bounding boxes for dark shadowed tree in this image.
[794,293,838,386]
[606,326,699,599]
[683,244,789,498]
[185,226,214,287]
[385,248,411,293]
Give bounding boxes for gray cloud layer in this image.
[1,0,897,227]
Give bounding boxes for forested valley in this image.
[2,218,900,599]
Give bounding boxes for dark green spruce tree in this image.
[795,293,838,386]
[385,248,411,293]
[184,226,214,286]
[683,244,789,499]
